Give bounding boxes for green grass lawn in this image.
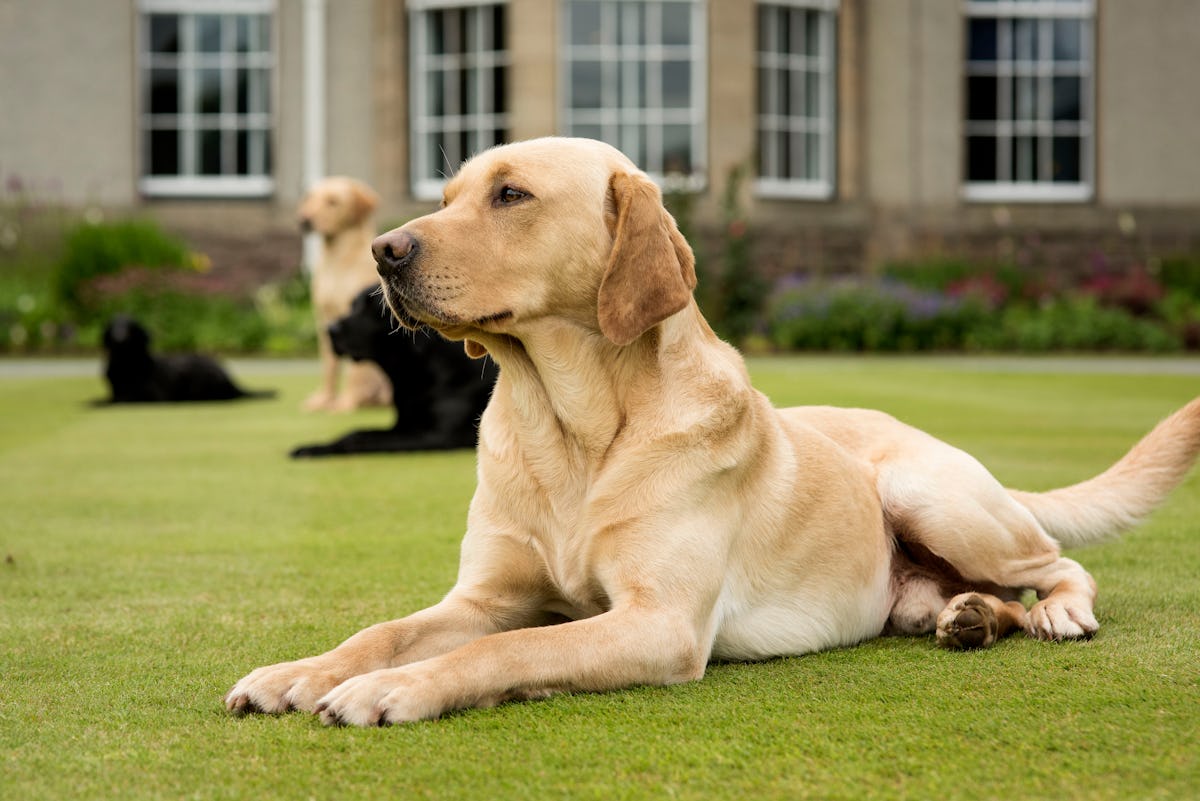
[2,356,1198,800]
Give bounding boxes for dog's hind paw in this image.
[1026,598,1098,642]
[935,593,999,650]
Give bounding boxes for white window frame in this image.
[409,0,510,201]
[137,0,276,198]
[962,0,1094,203]
[754,0,839,200]
[559,0,708,187]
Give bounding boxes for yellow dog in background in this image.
[230,138,1200,726]
[298,176,392,412]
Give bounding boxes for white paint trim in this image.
[961,182,1092,203]
[139,176,275,197]
[302,0,326,272]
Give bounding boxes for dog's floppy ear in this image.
[351,181,380,223]
[597,172,697,346]
[464,339,488,359]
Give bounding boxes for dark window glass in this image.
[149,15,179,54]
[199,129,222,175]
[967,19,997,61]
[197,15,222,53]
[966,76,997,121]
[966,135,997,181]
[1052,75,1081,121]
[1053,136,1081,182]
[149,129,179,175]
[149,68,178,114]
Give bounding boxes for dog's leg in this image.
[225,586,548,714]
[304,334,340,411]
[313,605,709,726]
[935,592,1029,649]
[879,448,1099,644]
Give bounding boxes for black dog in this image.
[289,289,498,457]
[98,316,275,403]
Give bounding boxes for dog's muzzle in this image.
[372,229,418,279]
[371,229,425,329]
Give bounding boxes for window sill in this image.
[139,176,275,199]
[754,178,835,201]
[961,182,1092,203]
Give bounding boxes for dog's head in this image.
[298,176,380,238]
[327,288,392,362]
[102,315,152,355]
[371,137,696,356]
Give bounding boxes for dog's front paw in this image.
[936,593,998,650]
[1027,598,1098,642]
[315,668,441,727]
[225,658,345,715]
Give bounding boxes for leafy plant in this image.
[53,219,192,318]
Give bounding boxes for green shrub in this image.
[967,297,1181,353]
[53,219,191,317]
[766,278,1184,353]
[767,277,988,352]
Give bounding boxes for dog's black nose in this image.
[372,230,417,277]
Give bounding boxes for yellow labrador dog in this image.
[228,138,1200,726]
[298,176,392,412]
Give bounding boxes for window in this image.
[561,0,706,184]
[756,1,838,199]
[963,0,1094,201]
[138,0,274,197]
[409,1,509,201]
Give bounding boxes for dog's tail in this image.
[239,388,278,400]
[1009,396,1200,548]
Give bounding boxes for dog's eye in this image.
[496,186,527,205]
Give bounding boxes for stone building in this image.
[3,0,1198,281]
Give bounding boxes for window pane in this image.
[149,129,179,175]
[966,75,997,121]
[491,66,507,116]
[491,5,505,50]
[758,6,780,54]
[1012,135,1038,182]
[236,129,250,175]
[150,68,179,114]
[1013,18,1038,62]
[149,15,180,54]
[198,129,222,175]
[757,130,772,178]
[1052,136,1081,182]
[570,1,602,46]
[573,123,603,142]
[1013,75,1037,121]
[805,132,821,180]
[662,124,691,174]
[618,60,646,109]
[967,18,997,61]
[571,61,603,108]
[661,2,691,46]
[235,16,252,53]
[197,15,222,53]
[966,135,997,182]
[198,68,222,114]
[619,4,646,45]
[757,66,773,116]
[426,70,445,117]
[1053,19,1082,62]
[1052,76,1081,122]
[805,10,821,57]
[621,123,646,168]
[662,60,690,108]
[805,69,820,118]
